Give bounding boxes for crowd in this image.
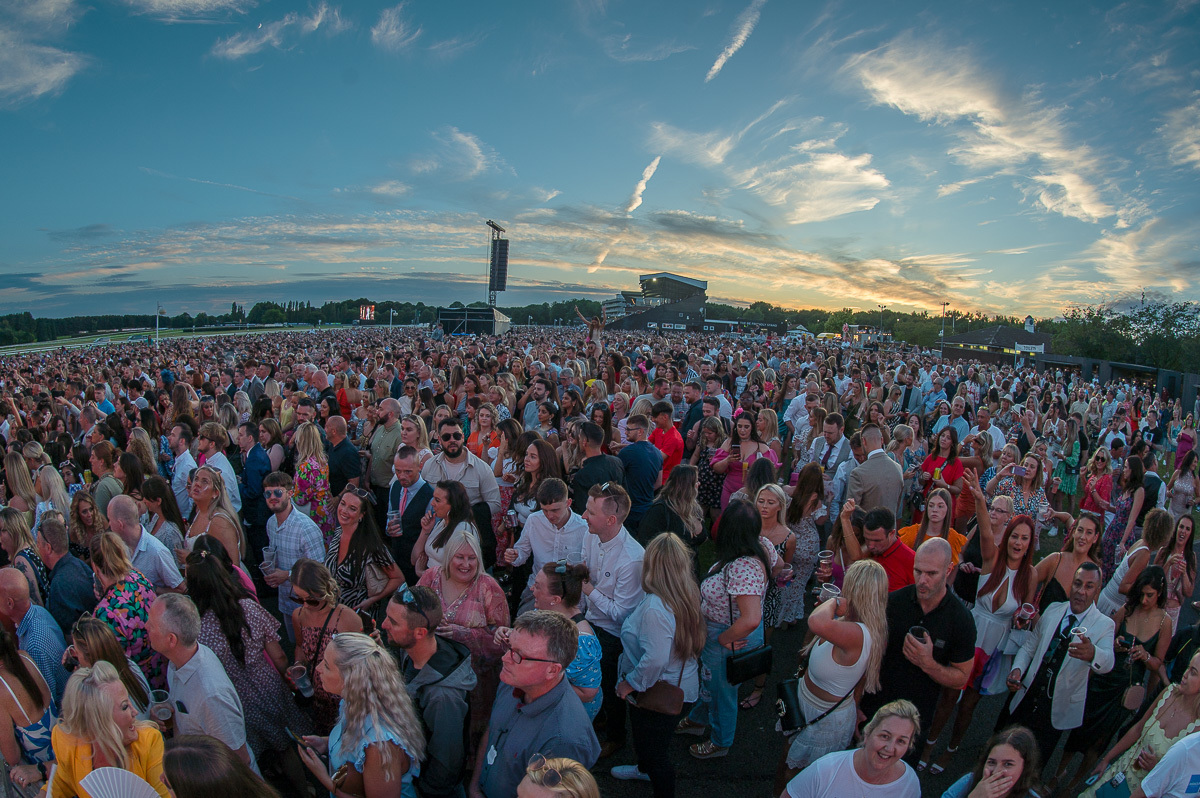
[0,320,1196,798]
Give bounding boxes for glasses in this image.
[397,587,431,629]
[527,754,562,788]
[288,591,324,607]
[264,488,287,499]
[440,432,463,442]
[507,646,559,665]
[344,485,377,505]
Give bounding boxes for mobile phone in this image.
[1013,466,1027,476]
[1084,775,1100,787]
[356,609,376,634]
[285,727,311,749]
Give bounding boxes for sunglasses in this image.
[397,587,431,629]
[526,754,562,788]
[264,488,288,499]
[344,485,377,505]
[288,591,324,607]
[440,432,464,442]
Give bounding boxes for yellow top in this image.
[50,723,170,798]
[897,524,967,569]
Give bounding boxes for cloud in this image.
[409,126,508,180]
[602,34,694,63]
[371,4,422,52]
[0,29,87,105]
[44,223,115,242]
[139,166,304,201]
[846,33,1119,224]
[427,34,485,60]
[210,3,348,59]
[1160,93,1200,170]
[1074,216,1200,296]
[649,122,736,167]
[624,156,661,214]
[705,0,766,82]
[118,0,255,19]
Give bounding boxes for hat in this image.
[1001,394,1013,403]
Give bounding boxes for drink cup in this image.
[1070,626,1087,643]
[288,664,315,698]
[817,550,834,567]
[259,546,277,574]
[1018,603,1036,620]
[818,583,841,604]
[149,689,174,737]
[909,625,929,642]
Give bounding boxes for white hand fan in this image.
[80,766,161,798]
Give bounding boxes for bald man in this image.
[108,495,183,593]
[0,568,68,705]
[366,399,404,527]
[326,415,361,496]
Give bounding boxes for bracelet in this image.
[37,762,47,780]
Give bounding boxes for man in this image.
[969,406,1006,454]
[236,421,272,567]
[240,359,265,404]
[570,422,625,516]
[827,432,865,524]
[517,378,552,431]
[260,471,325,642]
[365,398,404,527]
[1143,451,1166,511]
[784,391,821,446]
[648,401,683,483]
[167,423,197,518]
[196,421,241,513]
[616,414,663,533]
[107,495,183,593]
[922,377,947,417]
[34,515,97,635]
[860,538,975,764]
[0,568,68,705]
[847,424,905,518]
[503,479,589,614]
[807,412,852,475]
[382,585,476,798]
[635,378,671,408]
[897,372,922,416]
[679,381,705,459]
[1002,562,1115,766]
[1133,729,1200,798]
[422,417,502,566]
[471,611,600,798]
[668,381,687,421]
[581,482,645,759]
[933,397,970,440]
[704,376,733,420]
[386,446,436,587]
[325,415,361,496]
[148,593,257,773]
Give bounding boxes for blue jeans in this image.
[687,619,764,748]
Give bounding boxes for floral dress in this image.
[298,606,343,734]
[295,455,333,536]
[567,613,603,720]
[762,530,796,628]
[697,446,723,510]
[1102,488,1139,581]
[198,600,311,755]
[785,516,820,622]
[94,570,165,689]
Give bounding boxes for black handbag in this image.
[720,565,773,685]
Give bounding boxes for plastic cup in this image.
[149,689,174,737]
[1069,626,1087,643]
[1018,603,1036,620]
[288,664,315,698]
[818,583,841,604]
[909,625,929,642]
[259,546,277,574]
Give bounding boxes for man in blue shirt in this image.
[616,414,663,535]
[237,421,272,574]
[34,515,97,637]
[0,568,68,705]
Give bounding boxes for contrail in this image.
[706,0,767,83]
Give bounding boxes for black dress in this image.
[1064,617,1160,753]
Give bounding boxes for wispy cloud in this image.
[0,29,87,106]
[409,126,508,180]
[649,123,735,167]
[371,3,421,52]
[705,0,766,82]
[210,3,348,59]
[624,156,661,214]
[118,0,255,20]
[139,166,304,201]
[427,34,485,60]
[603,34,693,64]
[1160,93,1200,170]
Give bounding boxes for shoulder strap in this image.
[313,605,338,656]
[0,671,31,725]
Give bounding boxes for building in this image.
[606,273,709,332]
[941,324,1054,365]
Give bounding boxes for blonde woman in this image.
[2,452,37,528]
[68,492,106,560]
[758,409,783,460]
[91,531,165,689]
[0,509,49,607]
[184,464,245,565]
[293,421,332,535]
[518,756,600,798]
[50,661,169,798]
[126,429,159,484]
[613,533,706,794]
[399,415,433,468]
[747,484,797,708]
[32,465,70,532]
[637,464,705,551]
[297,633,427,798]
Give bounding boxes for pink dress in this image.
[295,456,332,536]
[712,446,781,509]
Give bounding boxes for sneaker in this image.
[688,740,730,759]
[611,766,650,782]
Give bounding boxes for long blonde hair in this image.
[0,509,35,556]
[328,634,426,774]
[839,559,889,694]
[294,422,327,465]
[659,465,703,539]
[35,466,71,517]
[641,533,706,660]
[127,428,159,478]
[90,531,133,582]
[3,452,37,511]
[59,661,152,770]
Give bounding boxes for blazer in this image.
[847,451,906,517]
[1009,600,1115,730]
[390,480,435,585]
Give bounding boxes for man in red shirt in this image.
[648,401,684,483]
[819,502,915,592]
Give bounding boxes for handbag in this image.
[628,666,685,715]
[1122,667,1147,711]
[364,560,389,599]
[721,565,773,685]
[775,649,855,735]
[1095,770,1132,798]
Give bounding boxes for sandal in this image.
[739,689,764,710]
[688,740,730,759]
[675,718,707,736]
[916,738,937,772]
[930,746,957,775]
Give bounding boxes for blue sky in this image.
[1,0,1198,318]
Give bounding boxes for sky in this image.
[1,0,1198,319]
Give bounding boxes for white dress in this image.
[1097,543,1149,616]
[971,566,1019,695]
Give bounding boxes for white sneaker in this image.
[611,766,650,782]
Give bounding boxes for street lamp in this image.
[939,302,950,347]
[527,315,532,326]
[389,309,396,329]
[877,304,886,338]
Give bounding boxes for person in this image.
[570,422,625,516]
[49,661,171,798]
[418,525,510,755]
[162,735,283,798]
[779,699,921,798]
[386,446,436,587]
[87,442,124,522]
[261,470,325,642]
[293,420,334,534]
[1001,562,1116,769]
[757,484,799,691]
[0,567,68,709]
[1097,507,1173,617]
[32,514,96,636]
[1101,457,1146,581]
[649,401,684,483]
[940,726,1044,798]
[185,464,245,569]
[617,414,664,531]
[0,625,54,795]
[1130,728,1200,798]
[713,410,779,510]
[289,558,363,735]
[141,476,186,554]
[185,549,310,793]
[88,530,165,689]
[580,482,645,759]
[471,610,600,798]
[848,424,905,518]
[325,415,361,496]
[1166,450,1199,523]
[65,616,151,718]
[325,486,405,623]
[504,478,589,613]
[676,500,771,760]
[147,593,257,773]
[916,427,965,521]
[1032,511,1102,614]
[861,538,975,766]
[414,480,477,577]
[167,423,197,518]
[778,560,889,789]
[841,506,915,592]
[421,416,502,567]
[1159,514,1196,633]
[897,487,967,568]
[381,585,476,798]
[637,464,705,553]
[0,510,49,608]
[67,492,105,562]
[1083,650,1200,798]
[517,755,601,798]
[107,494,183,593]
[196,421,241,514]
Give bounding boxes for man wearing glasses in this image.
[422,417,502,567]
[471,611,599,798]
[261,471,324,642]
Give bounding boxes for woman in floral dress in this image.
[293,422,332,537]
[89,532,165,689]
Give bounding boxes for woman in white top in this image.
[413,480,477,576]
[781,699,921,798]
[400,414,433,469]
[1096,508,1173,617]
[777,559,888,791]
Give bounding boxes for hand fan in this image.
[80,766,161,798]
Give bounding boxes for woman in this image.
[418,526,509,753]
[67,491,106,561]
[898,488,966,567]
[163,735,282,798]
[1097,504,1171,617]
[691,417,727,524]
[1177,414,1197,464]
[638,464,705,555]
[712,411,780,510]
[413,480,476,576]
[258,418,287,472]
[3,453,36,528]
[0,510,49,606]
[67,617,151,718]
[298,633,426,798]
[992,453,1051,527]
[535,401,561,447]
[778,560,889,789]
[511,440,562,530]
[917,427,964,522]
[0,626,54,793]
[141,476,185,554]
[1161,514,1196,633]
[1167,450,1199,523]
[941,726,1043,798]
[32,465,70,534]
[290,558,362,735]
[1082,650,1200,798]
[1033,512,1102,613]
[294,422,333,535]
[746,484,797,709]
[50,661,170,798]
[866,402,892,448]
[779,699,921,798]
[185,465,244,567]
[790,406,826,481]
[186,549,310,792]
[758,409,783,460]
[900,416,927,518]
[785,462,823,597]
[114,452,146,508]
[1080,448,1114,518]
[612,534,705,796]
[676,501,772,760]
[1051,418,1082,513]
[324,487,404,623]
[467,402,501,464]
[518,756,600,798]
[1100,457,1146,582]
[90,532,165,689]
[400,414,433,468]
[126,428,160,485]
[1062,565,1173,793]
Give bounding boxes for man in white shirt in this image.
[197,421,241,513]
[1134,729,1200,798]
[704,377,733,420]
[503,479,588,614]
[107,496,182,592]
[969,406,1007,454]
[581,482,644,760]
[167,423,196,518]
[784,391,820,445]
